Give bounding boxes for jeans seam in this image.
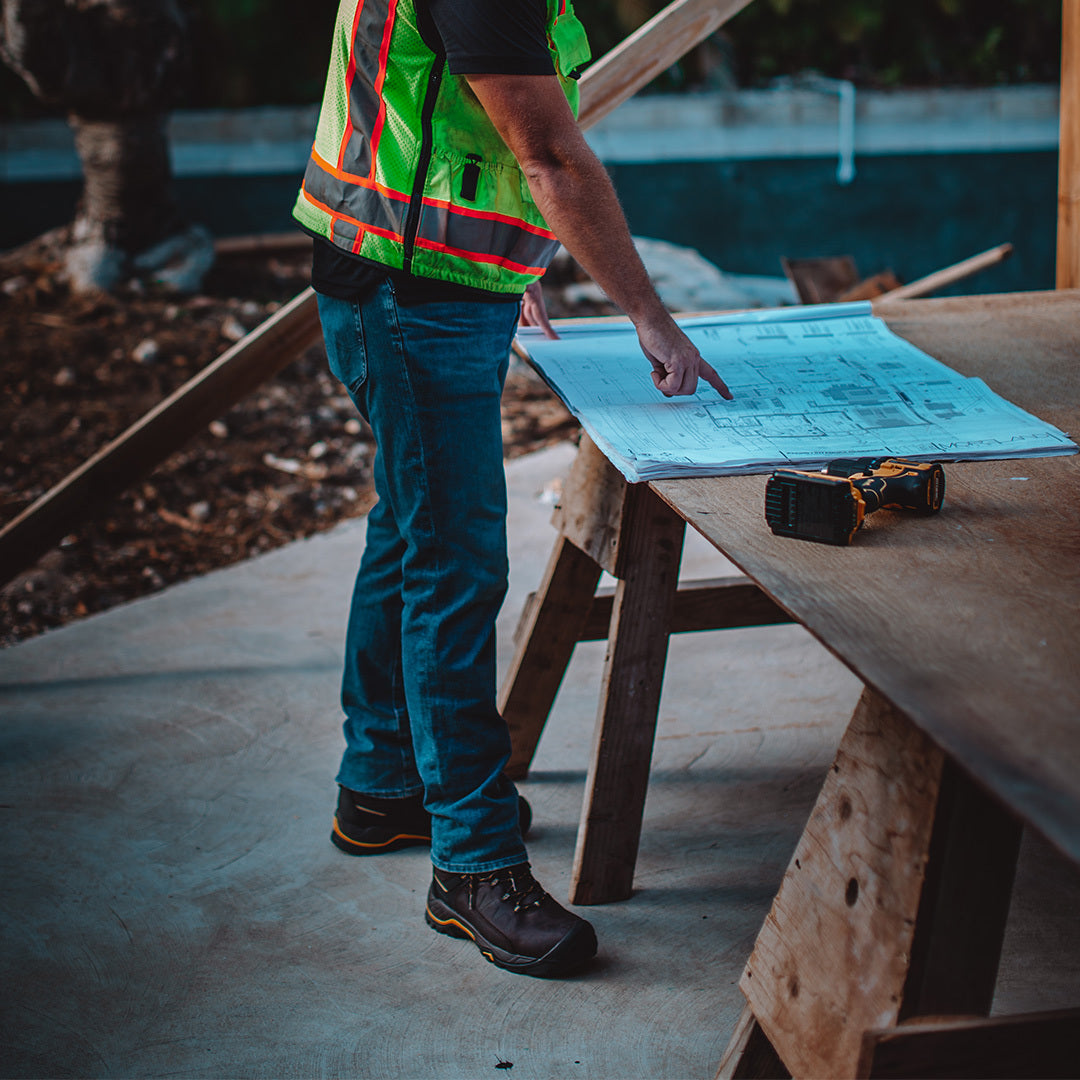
[381,286,448,792]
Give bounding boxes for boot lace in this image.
[480,865,545,913]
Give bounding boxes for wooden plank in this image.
[570,482,686,904]
[576,0,756,130]
[551,435,627,575]
[498,536,602,780]
[740,688,946,1078]
[876,244,1013,302]
[899,760,1022,1019]
[579,576,793,640]
[858,1009,1080,1079]
[0,286,322,589]
[1059,0,1080,288]
[657,291,1080,866]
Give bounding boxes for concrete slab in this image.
[2,443,1077,1079]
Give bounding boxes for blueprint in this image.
[517,302,1077,482]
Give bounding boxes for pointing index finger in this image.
[699,359,733,400]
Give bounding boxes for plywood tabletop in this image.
[654,290,1080,865]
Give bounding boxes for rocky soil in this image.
[1,241,605,648]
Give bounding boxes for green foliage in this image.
[0,0,1064,120]
[715,0,1062,87]
[575,0,1061,88]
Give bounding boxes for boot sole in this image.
[425,896,597,978]
[330,817,430,856]
[330,796,531,856]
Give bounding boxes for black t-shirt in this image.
[311,0,553,305]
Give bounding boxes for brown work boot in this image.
[425,863,597,977]
[331,786,532,855]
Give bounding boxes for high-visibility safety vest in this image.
[293,0,591,294]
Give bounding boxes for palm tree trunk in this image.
[66,113,184,288]
[0,0,213,293]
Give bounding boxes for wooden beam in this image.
[0,287,322,589]
[550,435,628,576]
[579,576,793,640]
[577,0,756,130]
[858,1009,1080,1079]
[875,244,1013,303]
[214,232,312,256]
[1058,0,1080,288]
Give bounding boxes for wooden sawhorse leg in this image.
[569,473,686,904]
[498,438,685,904]
[715,685,1079,1079]
[499,534,602,781]
[498,437,793,905]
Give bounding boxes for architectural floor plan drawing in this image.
[518,302,1077,482]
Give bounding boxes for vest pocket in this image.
[460,154,482,202]
[548,5,591,79]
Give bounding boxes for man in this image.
[294,0,732,979]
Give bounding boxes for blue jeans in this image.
[316,283,527,874]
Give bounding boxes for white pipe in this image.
[835,79,856,184]
[776,73,857,184]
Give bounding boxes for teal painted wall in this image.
[606,150,1058,295]
[1,150,1058,295]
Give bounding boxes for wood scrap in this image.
[876,243,1013,302]
[780,254,860,303]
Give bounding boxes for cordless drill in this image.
[764,457,945,545]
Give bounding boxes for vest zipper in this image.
[403,61,443,274]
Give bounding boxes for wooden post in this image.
[1059,0,1080,288]
[898,760,1022,1020]
[570,482,686,904]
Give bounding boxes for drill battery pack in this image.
[764,457,945,545]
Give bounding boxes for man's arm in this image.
[467,72,732,399]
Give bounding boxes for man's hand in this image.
[519,281,558,339]
[466,72,732,400]
[637,316,732,399]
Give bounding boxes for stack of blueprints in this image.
[517,302,1077,483]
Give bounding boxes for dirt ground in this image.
[1,242,607,648]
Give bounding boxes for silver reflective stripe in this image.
[338,0,393,175]
[303,158,407,239]
[415,204,557,271]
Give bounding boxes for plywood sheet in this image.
[655,291,1080,864]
